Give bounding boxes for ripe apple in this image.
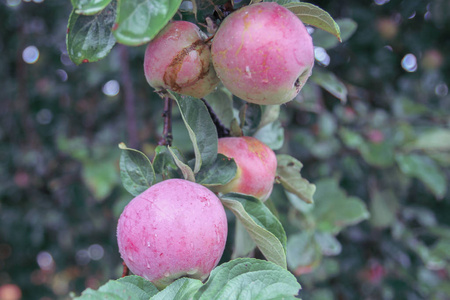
[211,2,314,105]
[212,136,277,201]
[144,21,220,98]
[117,179,227,289]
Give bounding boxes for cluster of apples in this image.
[144,2,314,105]
[117,2,314,289]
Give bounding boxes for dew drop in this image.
[164,272,171,278]
[187,269,198,275]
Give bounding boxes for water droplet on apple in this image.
[187,268,198,275]
[164,272,171,277]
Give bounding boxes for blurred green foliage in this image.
[0,0,449,299]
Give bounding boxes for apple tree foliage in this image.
[1,0,449,299]
[65,0,370,298]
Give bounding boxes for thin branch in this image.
[158,96,173,146]
[201,98,231,138]
[119,44,139,149]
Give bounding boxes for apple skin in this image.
[117,179,227,289]
[211,2,314,105]
[144,21,220,98]
[213,136,277,201]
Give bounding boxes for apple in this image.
[211,2,314,105]
[213,136,277,201]
[144,21,220,98]
[117,179,227,289]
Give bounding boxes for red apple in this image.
[213,136,277,201]
[211,2,314,105]
[144,21,220,98]
[117,179,227,289]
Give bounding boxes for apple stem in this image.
[122,261,129,277]
[201,98,231,138]
[159,96,173,146]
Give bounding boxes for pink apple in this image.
[211,2,314,105]
[144,21,220,98]
[117,179,227,289]
[213,136,277,201]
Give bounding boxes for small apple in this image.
[144,21,220,98]
[117,179,227,289]
[211,2,314,105]
[212,136,277,201]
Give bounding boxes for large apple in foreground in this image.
[144,21,220,98]
[117,179,227,289]
[213,136,277,201]
[211,2,314,105]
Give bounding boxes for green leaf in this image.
[82,159,118,201]
[171,93,218,173]
[194,258,301,299]
[195,154,237,186]
[71,0,113,15]
[240,103,262,136]
[284,2,341,42]
[360,141,395,168]
[310,68,347,103]
[313,178,370,234]
[117,276,159,297]
[66,2,116,65]
[370,190,399,228]
[314,232,342,256]
[276,154,315,204]
[119,142,156,197]
[258,105,280,130]
[404,128,450,152]
[220,193,287,269]
[113,0,182,46]
[152,145,183,181]
[204,85,236,129]
[232,220,257,259]
[339,128,395,167]
[396,154,447,199]
[73,275,158,299]
[312,18,357,49]
[168,146,195,182]
[287,231,321,271]
[151,277,203,300]
[254,120,284,150]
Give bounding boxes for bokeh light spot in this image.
[88,244,104,261]
[374,0,390,5]
[56,69,68,82]
[37,251,54,270]
[401,53,417,72]
[76,250,90,265]
[36,109,53,125]
[102,80,120,97]
[314,47,330,66]
[6,0,21,7]
[22,46,39,64]
[435,83,448,97]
